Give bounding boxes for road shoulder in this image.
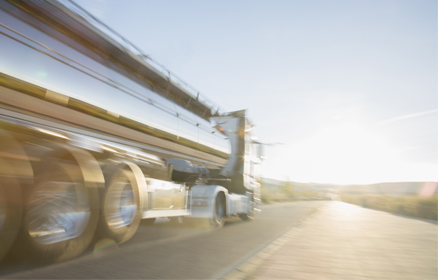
[223,201,438,280]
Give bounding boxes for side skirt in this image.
[142,209,191,219]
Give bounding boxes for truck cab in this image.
[169,110,263,226]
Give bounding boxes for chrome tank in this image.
[0,3,230,162]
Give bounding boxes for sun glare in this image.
[263,123,416,184]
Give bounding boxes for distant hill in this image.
[260,178,285,189]
[339,182,438,197]
[261,178,339,191]
[261,178,438,197]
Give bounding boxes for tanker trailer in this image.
[0,0,261,263]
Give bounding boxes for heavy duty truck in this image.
[0,0,262,263]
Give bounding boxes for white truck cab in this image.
[166,110,262,227]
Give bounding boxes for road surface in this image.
[0,201,326,279]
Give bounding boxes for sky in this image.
[72,0,437,184]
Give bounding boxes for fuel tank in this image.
[0,1,230,166]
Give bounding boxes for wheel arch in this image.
[190,185,229,218]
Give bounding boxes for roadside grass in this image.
[341,194,438,220]
[261,189,292,204]
[260,183,320,204]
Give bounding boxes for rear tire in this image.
[0,158,22,263]
[17,156,100,263]
[0,129,29,262]
[97,168,142,244]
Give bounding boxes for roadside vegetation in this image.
[260,178,438,221]
[260,181,322,204]
[341,194,438,220]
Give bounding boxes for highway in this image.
[0,201,326,279]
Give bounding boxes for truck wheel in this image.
[0,129,31,262]
[0,159,22,263]
[97,169,141,244]
[18,157,100,263]
[210,193,225,228]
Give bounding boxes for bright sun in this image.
[263,122,437,184]
[297,124,395,184]
[264,123,405,184]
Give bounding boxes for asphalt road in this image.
[0,201,326,279]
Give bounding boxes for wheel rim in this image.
[106,182,137,229]
[26,182,90,245]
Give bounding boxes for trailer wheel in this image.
[98,168,141,244]
[0,159,22,263]
[0,129,32,263]
[18,156,100,263]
